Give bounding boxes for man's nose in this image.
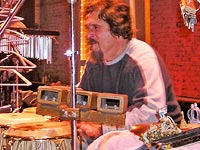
[87,30,96,39]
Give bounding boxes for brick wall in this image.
[150,0,200,98]
[36,0,81,85]
[39,0,71,84]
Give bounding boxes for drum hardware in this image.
[0,104,12,113]
[3,28,30,41]
[65,0,79,149]
[0,48,37,110]
[0,69,31,86]
[0,68,31,110]
[0,0,26,38]
[0,0,59,113]
[0,15,24,24]
[60,107,80,121]
[60,108,126,127]
[0,43,37,111]
[0,50,37,70]
[0,82,4,106]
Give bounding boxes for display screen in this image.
[40,90,58,102]
[76,94,88,106]
[101,98,120,110]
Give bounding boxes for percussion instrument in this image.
[22,107,36,114]
[3,121,71,150]
[0,113,48,150]
[0,28,59,64]
[0,113,47,126]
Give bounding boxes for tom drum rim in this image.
[3,121,71,140]
[0,113,48,127]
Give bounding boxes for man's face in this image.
[85,11,118,61]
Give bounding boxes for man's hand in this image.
[77,122,102,139]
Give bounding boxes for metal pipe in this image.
[0,0,26,38]
[0,68,32,86]
[0,50,37,69]
[66,0,78,150]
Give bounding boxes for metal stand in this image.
[0,0,36,111]
[0,0,26,38]
[65,0,78,150]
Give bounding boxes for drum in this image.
[22,107,37,114]
[3,121,71,150]
[0,113,48,150]
[22,107,56,121]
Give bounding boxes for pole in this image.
[66,0,78,150]
[0,0,26,38]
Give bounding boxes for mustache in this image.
[88,38,98,45]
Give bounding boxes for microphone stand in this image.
[65,0,78,150]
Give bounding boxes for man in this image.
[78,0,182,146]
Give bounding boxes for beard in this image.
[88,49,103,64]
[88,39,104,64]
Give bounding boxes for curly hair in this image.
[84,0,133,40]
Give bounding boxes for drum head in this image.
[4,121,71,140]
[0,113,47,127]
[22,107,36,114]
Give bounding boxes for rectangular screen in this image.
[37,86,70,105]
[101,98,120,110]
[76,94,88,106]
[97,93,128,114]
[67,89,98,110]
[40,90,58,102]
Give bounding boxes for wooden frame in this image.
[129,0,151,44]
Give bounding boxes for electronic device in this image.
[97,93,128,114]
[36,86,128,126]
[36,86,70,117]
[67,89,98,110]
[80,92,128,127]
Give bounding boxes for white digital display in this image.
[101,98,120,110]
[76,94,88,106]
[40,90,58,102]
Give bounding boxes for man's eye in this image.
[85,25,101,32]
